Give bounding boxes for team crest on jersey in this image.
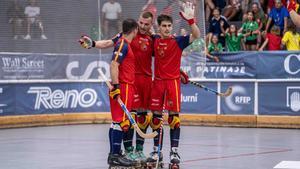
[157,43,167,57]
[139,38,150,51]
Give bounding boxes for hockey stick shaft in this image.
[156,92,166,169]
[189,81,232,97]
[98,69,158,139]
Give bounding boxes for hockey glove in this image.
[78,35,95,49]
[287,0,299,12]
[179,1,195,25]
[109,84,120,100]
[180,70,189,84]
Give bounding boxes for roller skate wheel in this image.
[169,163,179,169]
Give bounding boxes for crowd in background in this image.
[6,0,300,55]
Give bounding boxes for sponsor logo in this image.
[200,62,246,75]
[1,57,44,72]
[28,87,100,109]
[66,61,110,79]
[225,85,251,111]
[181,93,198,103]
[286,87,300,112]
[284,54,300,75]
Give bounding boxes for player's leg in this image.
[134,75,152,162]
[108,84,138,167]
[166,79,181,167]
[148,80,165,163]
[123,111,139,161]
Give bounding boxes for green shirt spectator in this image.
[208,42,224,53]
[241,21,259,41]
[225,33,244,51]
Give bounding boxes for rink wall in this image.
[0,51,300,129]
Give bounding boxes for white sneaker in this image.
[41,34,47,40]
[24,34,31,40]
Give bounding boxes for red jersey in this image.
[153,35,190,79]
[266,33,281,50]
[131,32,153,76]
[112,38,135,84]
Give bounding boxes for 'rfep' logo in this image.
[284,54,300,75]
[286,87,300,112]
[225,85,251,111]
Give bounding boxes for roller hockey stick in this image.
[190,81,232,97]
[98,68,158,139]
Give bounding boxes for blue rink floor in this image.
[0,124,299,169]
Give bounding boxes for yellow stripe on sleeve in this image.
[114,39,124,62]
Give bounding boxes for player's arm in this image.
[179,2,201,43]
[288,0,300,27]
[78,33,122,49]
[109,40,128,99]
[259,38,269,51]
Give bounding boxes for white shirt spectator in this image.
[24,6,40,18]
[102,2,121,20]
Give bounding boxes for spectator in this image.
[7,0,24,40]
[239,11,260,51]
[207,34,222,62]
[205,0,226,21]
[282,21,300,50]
[225,24,244,51]
[267,0,287,13]
[24,0,47,40]
[249,2,267,30]
[223,0,241,21]
[207,8,229,47]
[265,0,289,36]
[259,25,282,50]
[102,0,122,39]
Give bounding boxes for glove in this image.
[78,35,95,49]
[179,1,195,25]
[109,84,120,100]
[180,70,189,84]
[287,0,299,12]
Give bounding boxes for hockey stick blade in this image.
[98,68,158,139]
[190,81,232,97]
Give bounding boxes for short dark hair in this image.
[122,18,138,34]
[142,11,153,19]
[157,14,173,25]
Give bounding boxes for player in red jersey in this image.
[107,18,138,168]
[122,11,154,164]
[79,12,155,164]
[147,2,200,167]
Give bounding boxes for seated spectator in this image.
[102,0,122,39]
[7,0,24,40]
[207,34,223,62]
[225,24,244,51]
[24,0,47,40]
[239,11,260,51]
[265,0,289,35]
[282,21,300,50]
[259,25,282,50]
[207,8,229,47]
[205,0,226,21]
[223,0,241,21]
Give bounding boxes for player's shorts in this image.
[132,74,152,110]
[110,83,135,123]
[149,78,181,112]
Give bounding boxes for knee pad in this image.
[150,113,163,130]
[168,114,180,129]
[120,119,130,132]
[137,112,150,130]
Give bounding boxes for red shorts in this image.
[132,74,152,110]
[110,83,134,123]
[149,78,181,112]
